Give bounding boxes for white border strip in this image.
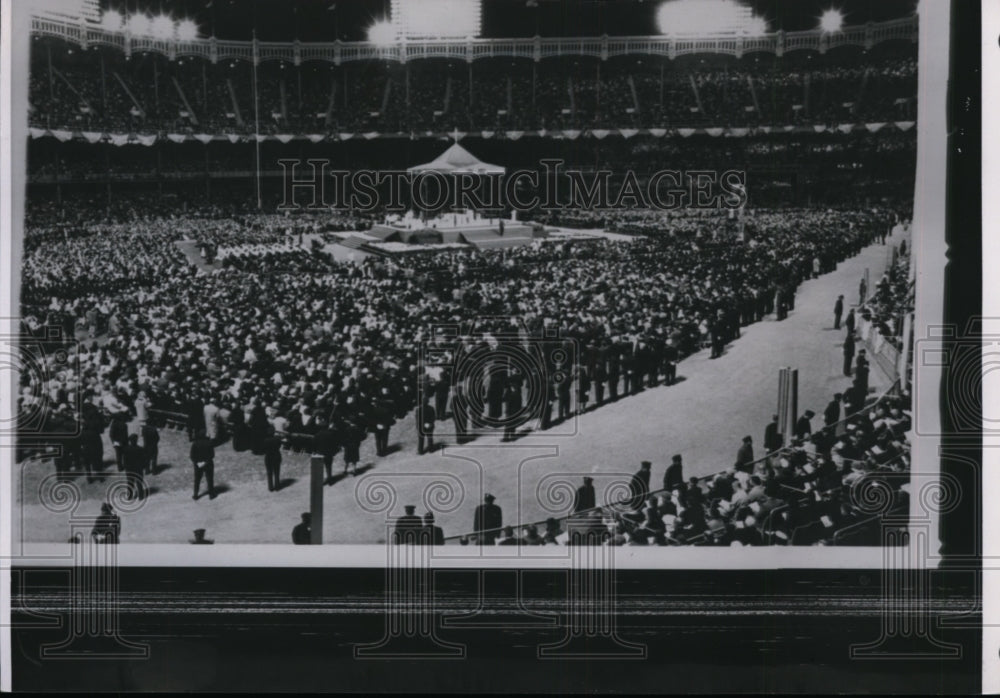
[982,0,1000,693]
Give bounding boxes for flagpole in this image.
[253,24,263,211]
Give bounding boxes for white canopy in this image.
[407,142,505,175]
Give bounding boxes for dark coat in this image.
[573,483,596,513]
[473,503,503,543]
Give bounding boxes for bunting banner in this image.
[24,120,922,147]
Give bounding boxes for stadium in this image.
[16,0,916,548]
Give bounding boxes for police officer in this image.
[190,429,216,500]
[123,434,147,500]
[140,420,159,475]
[417,400,436,454]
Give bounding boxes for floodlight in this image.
[100,9,123,31]
[656,0,763,37]
[176,19,199,41]
[367,20,397,45]
[127,13,152,36]
[389,0,481,39]
[819,8,844,33]
[150,15,175,39]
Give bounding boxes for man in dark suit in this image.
[573,476,596,513]
[663,339,678,386]
[417,400,436,454]
[262,426,282,492]
[80,426,103,483]
[435,369,451,421]
[190,429,216,500]
[834,295,844,329]
[91,503,121,544]
[370,388,395,457]
[845,308,856,335]
[735,435,754,473]
[109,413,128,471]
[607,348,621,401]
[311,419,340,484]
[556,370,572,423]
[824,393,842,428]
[843,332,856,376]
[392,505,423,545]
[452,377,469,443]
[502,371,524,441]
[629,461,652,511]
[421,512,445,545]
[292,512,311,544]
[795,410,815,440]
[854,355,870,397]
[663,454,684,492]
[140,420,159,475]
[764,414,783,454]
[123,434,147,500]
[473,493,503,545]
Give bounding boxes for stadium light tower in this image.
[367,20,397,46]
[819,8,844,33]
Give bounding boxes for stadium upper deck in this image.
[29,14,916,136]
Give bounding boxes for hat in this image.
[404,505,416,514]
[804,410,815,418]
[672,454,682,463]
[484,493,496,503]
[641,460,651,468]
[423,511,435,523]
[743,435,753,443]
[583,476,593,484]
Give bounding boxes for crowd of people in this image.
[30,38,916,135]
[19,192,903,538]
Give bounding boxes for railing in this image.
[443,378,904,544]
[31,15,917,65]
